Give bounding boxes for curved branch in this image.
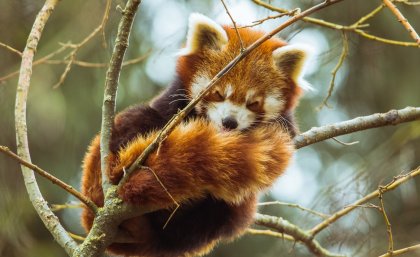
[294,106,420,149]
[14,0,78,255]
[255,213,345,257]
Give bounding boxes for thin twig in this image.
[255,213,345,257]
[238,10,299,29]
[139,166,180,229]
[220,0,245,51]
[247,228,295,241]
[119,0,346,186]
[14,0,78,255]
[52,0,113,88]
[51,203,83,211]
[252,0,419,47]
[44,51,151,68]
[309,166,420,236]
[258,201,329,219]
[378,243,420,257]
[318,31,349,109]
[294,107,420,149]
[101,0,112,48]
[0,146,98,213]
[0,41,22,57]
[378,189,394,254]
[331,137,359,146]
[382,0,420,44]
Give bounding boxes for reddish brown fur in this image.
[81,23,302,257]
[177,27,302,117]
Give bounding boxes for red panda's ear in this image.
[180,13,228,55]
[273,44,313,90]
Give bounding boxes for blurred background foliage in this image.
[0,0,419,256]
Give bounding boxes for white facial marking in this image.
[264,94,284,121]
[225,84,233,98]
[191,75,211,98]
[207,100,255,130]
[245,89,256,102]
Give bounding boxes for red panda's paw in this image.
[118,168,176,208]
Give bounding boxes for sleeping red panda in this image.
[81,13,310,257]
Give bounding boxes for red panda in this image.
[81,13,310,257]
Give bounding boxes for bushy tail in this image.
[111,118,294,208]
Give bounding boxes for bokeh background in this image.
[0,0,419,256]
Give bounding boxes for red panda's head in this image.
[176,13,311,132]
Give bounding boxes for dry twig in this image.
[220,0,245,51]
[252,0,419,47]
[309,166,420,236]
[255,213,345,257]
[382,0,420,44]
[318,31,349,109]
[0,146,98,213]
[0,41,22,56]
[258,201,329,219]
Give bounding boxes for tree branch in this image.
[309,166,420,236]
[0,146,98,213]
[294,106,420,149]
[252,0,419,47]
[14,0,78,255]
[382,0,420,44]
[0,41,22,56]
[378,243,420,257]
[255,213,345,257]
[100,0,142,193]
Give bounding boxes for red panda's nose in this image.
[222,116,238,130]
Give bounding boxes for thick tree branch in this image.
[14,0,78,255]
[0,146,98,213]
[294,106,420,149]
[100,0,142,193]
[255,213,345,257]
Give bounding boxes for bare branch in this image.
[247,228,295,241]
[378,190,393,254]
[318,31,349,109]
[0,146,98,213]
[14,0,78,255]
[100,0,142,193]
[252,0,419,47]
[258,201,329,219]
[44,51,150,68]
[379,243,420,257]
[309,166,420,236]
[382,0,420,44]
[0,41,22,56]
[220,0,244,51]
[255,213,345,257]
[294,107,420,149]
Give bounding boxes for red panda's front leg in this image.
[111,119,294,208]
